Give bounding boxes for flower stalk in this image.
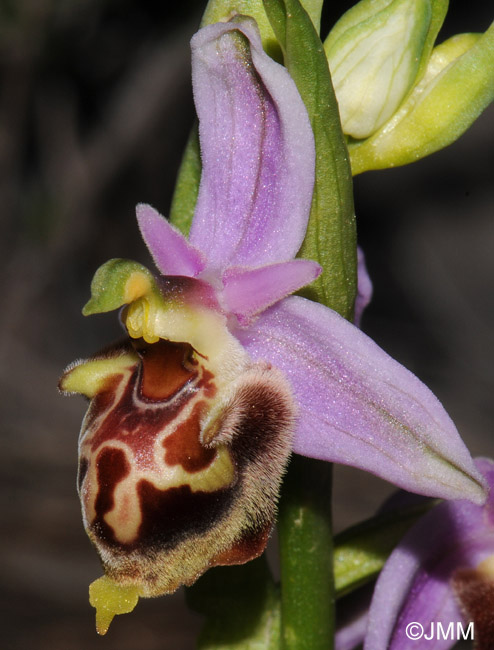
[278,456,335,650]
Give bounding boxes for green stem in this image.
[278,456,334,650]
[261,1,356,646]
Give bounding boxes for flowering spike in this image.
[61,15,487,632]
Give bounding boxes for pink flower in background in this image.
[364,458,494,650]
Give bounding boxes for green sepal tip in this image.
[82,259,157,316]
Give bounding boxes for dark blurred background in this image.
[1,1,492,648]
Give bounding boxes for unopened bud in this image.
[325,0,431,139]
[349,24,494,173]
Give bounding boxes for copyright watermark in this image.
[405,622,474,641]
[405,623,424,640]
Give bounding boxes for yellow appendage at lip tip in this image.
[89,575,139,635]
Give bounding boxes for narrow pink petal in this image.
[189,18,315,270]
[336,605,368,650]
[136,203,205,277]
[237,296,487,504]
[365,459,494,650]
[355,246,373,326]
[222,260,321,326]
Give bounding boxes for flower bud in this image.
[349,24,494,173]
[324,0,431,139]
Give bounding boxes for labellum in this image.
[60,301,295,631]
[59,14,488,635]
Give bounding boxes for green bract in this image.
[349,24,494,173]
[333,500,437,597]
[187,558,281,650]
[324,0,432,139]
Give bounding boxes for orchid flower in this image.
[60,16,486,633]
[363,457,494,650]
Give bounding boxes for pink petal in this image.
[355,246,373,326]
[365,459,494,650]
[237,296,486,504]
[136,203,205,277]
[189,18,315,270]
[336,603,368,650]
[222,260,321,326]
